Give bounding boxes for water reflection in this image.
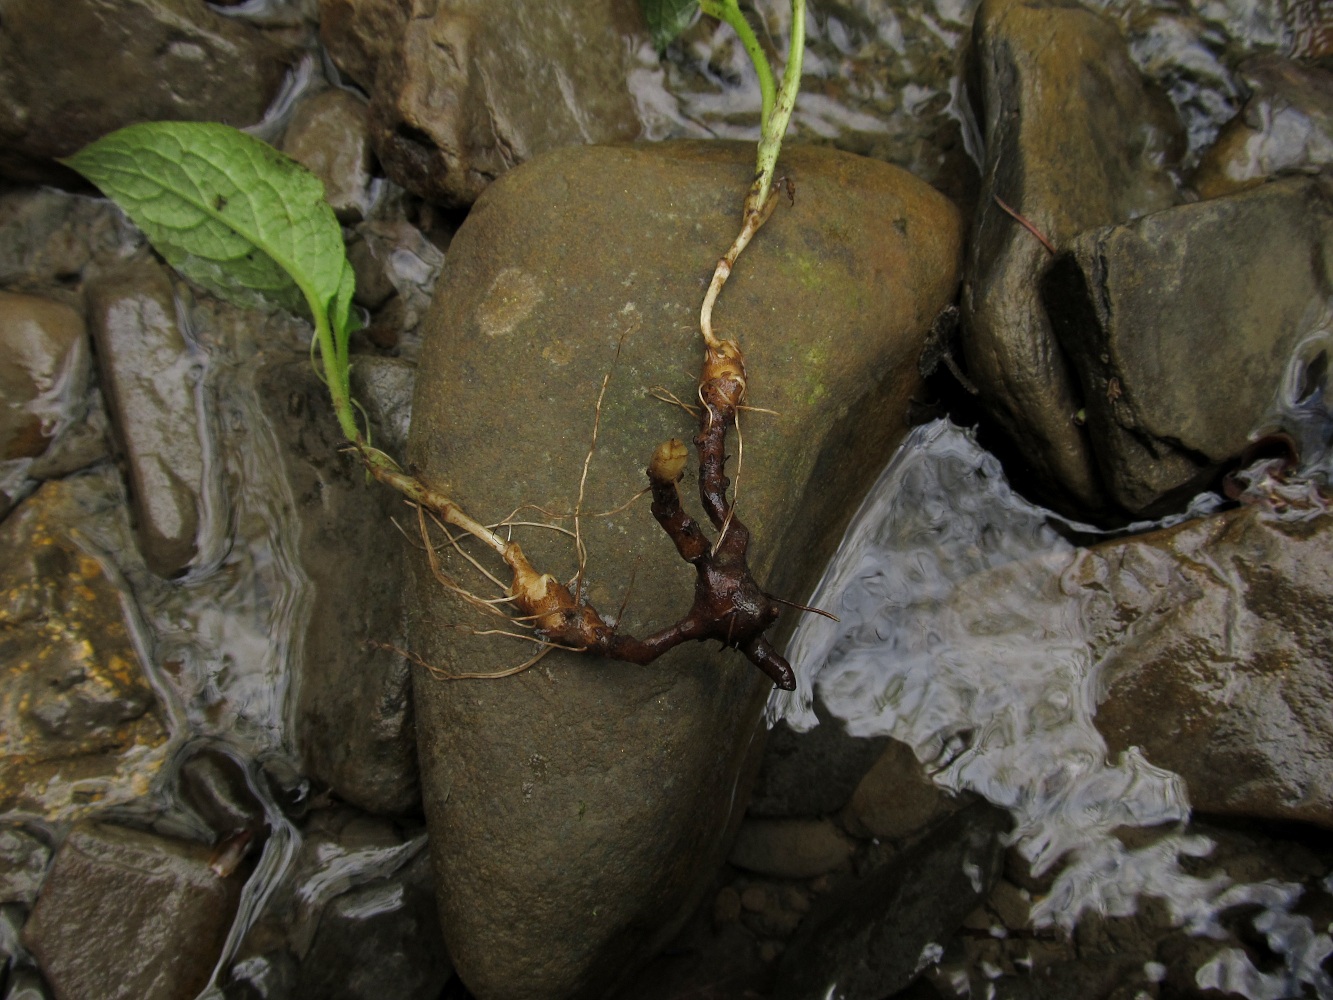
[772,419,1333,997]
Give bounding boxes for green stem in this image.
[309,299,360,444]
[751,0,805,209]
[700,0,775,129]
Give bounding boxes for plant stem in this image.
[310,302,361,444]
[699,0,776,129]
[750,0,804,210]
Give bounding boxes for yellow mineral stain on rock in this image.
[0,481,168,822]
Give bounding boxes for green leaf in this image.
[62,121,347,326]
[641,0,699,49]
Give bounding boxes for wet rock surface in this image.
[1193,56,1333,198]
[258,356,418,816]
[21,821,243,1000]
[0,0,295,182]
[281,88,378,224]
[226,807,451,1000]
[406,139,962,999]
[1087,502,1333,829]
[322,0,646,205]
[961,0,1182,516]
[87,258,214,578]
[0,479,169,820]
[0,292,89,463]
[1046,174,1333,515]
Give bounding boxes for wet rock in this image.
[4,967,52,1000]
[0,292,90,461]
[87,259,211,578]
[773,803,1008,1000]
[258,356,418,816]
[747,697,890,819]
[1194,56,1333,198]
[321,0,646,205]
[406,140,963,1000]
[21,822,242,1000]
[961,0,1182,516]
[177,748,266,839]
[844,738,957,842]
[282,89,377,223]
[1082,503,1333,828]
[0,0,295,182]
[729,819,855,880]
[0,188,144,288]
[0,829,50,907]
[1044,174,1333,515]
[353,221,444,344]
[0,479,169,820]
[227,808,450,1000]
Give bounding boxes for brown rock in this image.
[0,291,89,461]
[1085,504,1333,828]
[962,0,1182,516]
[729,818,856,879]
[22,822,242,1000]
[406,140,963,999]
[87,259,211,578]
[323,0,647,205]
[282,89,377,223]
[844,738,954,842]
[0,479,169,820]
[0,0,294,182]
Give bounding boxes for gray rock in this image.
[1044,174,1333,515]
[0,188,144,288]
[87,259,211,578]
[1084,503,1333,829]
[0,292,90,462]
[0,829,50,907]
[962,0,1182,516]
[21,822,242,1000]
[0,479,169,819]
[257,356,418,816]
[1194,57,1333,198]
[282,89,377,223]
[406,140,963,1000]
[0,0,295,182]
[773,803,1008,1000]
[321,0,646,205]
[729,818,855,879]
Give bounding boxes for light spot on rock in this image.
[478,268,543,338]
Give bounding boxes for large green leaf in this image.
[641,0,699,49]
[62,121,348,330]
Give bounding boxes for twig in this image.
[993,194,1057,256]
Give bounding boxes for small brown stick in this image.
[993,194,1057,256]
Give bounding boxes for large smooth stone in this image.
[1045,174,1333,515]
[961,0,1181,516]
[406,140,963,999]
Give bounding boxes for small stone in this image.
[178,749,265,839]
[0,291,89,462]
[713,887,742,926]
[21,822,242,1000]
[282,89,376,223]
[740,886,772,914]
[988,879,1032,932]
[758,941,783,964]
[87,259,210,578]
[845,738,953,841]
[729,818,856,880]
[0,828,50,906]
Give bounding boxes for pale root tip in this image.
[648,438,689,484]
